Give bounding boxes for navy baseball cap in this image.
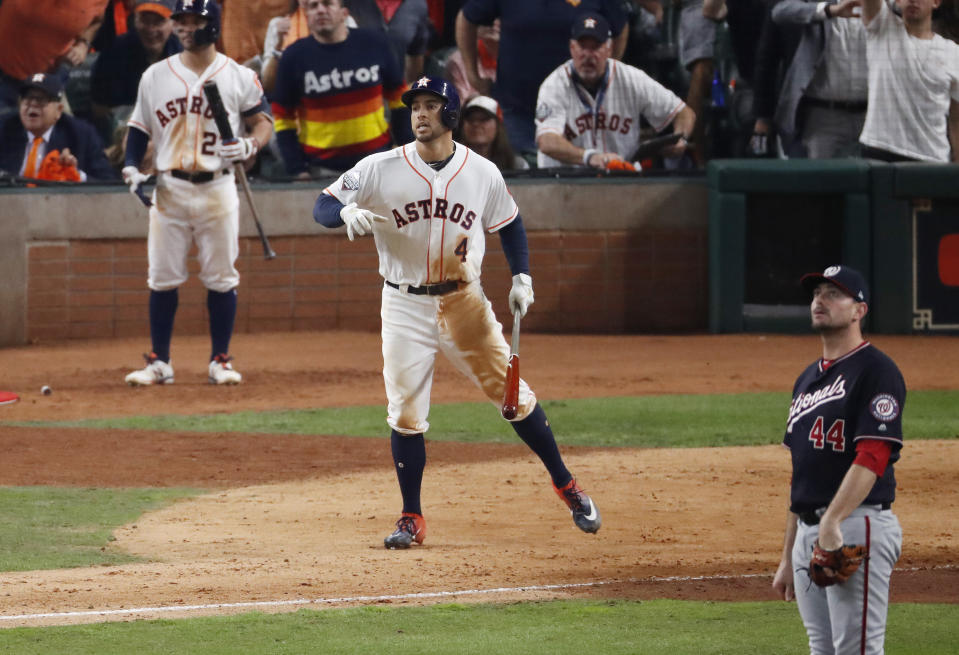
[20,73,63,100]
[801,265,869,304]
[571,12,612,42]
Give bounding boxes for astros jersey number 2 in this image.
[128,53,266,172]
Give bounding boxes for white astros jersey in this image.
[535,59,685,168]
[324,142,518,286]
[128,53,266,172]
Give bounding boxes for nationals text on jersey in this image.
[787,375,848,433]
[304,66,381,94]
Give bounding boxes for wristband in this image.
[582,148,599,166]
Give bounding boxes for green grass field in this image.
[2,601,958,654]
[13,390,959,447]
[2,391,957,651]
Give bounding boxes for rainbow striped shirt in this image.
[272,29,407,174]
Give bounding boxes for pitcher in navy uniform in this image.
[772,265,905,655]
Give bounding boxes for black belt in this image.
[385,280,460,296]
[803,97,868,113]
[798,502,891,526]
[170,169,230,183]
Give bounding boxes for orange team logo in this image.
[566,0,582,6]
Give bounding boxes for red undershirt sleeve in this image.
[854,438,893,477]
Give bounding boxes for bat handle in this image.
[511,311,521,356]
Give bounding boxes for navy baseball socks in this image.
[382,407,601,547]
[385,430,427,549]
[125,289,178,386]
[513,404,601,534]
[124,289,241,385]
[207,289,241,385]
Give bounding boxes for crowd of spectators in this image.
[1,0,957,186]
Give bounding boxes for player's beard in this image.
[414,123,447,144]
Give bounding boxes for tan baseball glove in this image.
[809,540,868,586]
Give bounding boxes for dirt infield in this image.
[0,332,957,626]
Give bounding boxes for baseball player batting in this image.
[772,266,905,654]
[312,76,601,549]
[121,0,273,386]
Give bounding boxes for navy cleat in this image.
[554,478,601,534]
[384,513,426,549]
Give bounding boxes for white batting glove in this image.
[215,137,258,163]
[340,202,388,240]
[121,165,150,194]
[509,273,534,317]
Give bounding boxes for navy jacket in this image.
[0,112,117,181]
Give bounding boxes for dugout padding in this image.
[708,159,872,333]
[2,177,709,346]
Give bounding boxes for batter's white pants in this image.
[381,279,536,435]
[793,505,902,655]
[147,171,240,293]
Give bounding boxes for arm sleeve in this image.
[852,360,906,450]
[81,125,118,181]
[127,68,153,136]
[534,69,569,139]
[632,67,685,133]
[483,163,520,232]
[270,50,309,175]
[461,0,499,26]
[323,158,374,209]
[314,192,346,227]
[771,0,823,25]
[276,129,308,175]
[124,125,150,169]
[240,69,270,116]
[853,439,893,477]
[497,215,530,275]
[863,0,891,31]
[752,5,785,119]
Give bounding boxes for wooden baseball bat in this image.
[501,311,522,420]
[202,81,276,260]
[628,132,684,162]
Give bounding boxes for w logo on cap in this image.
[31,74,45,83]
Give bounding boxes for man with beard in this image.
[773,265,906,654]
[311,76,602,549]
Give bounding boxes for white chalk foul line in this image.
[1,565,954,623]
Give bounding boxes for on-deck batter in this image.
[312,76,601,549]
[121,0,273,386]
[772,266,905,655]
